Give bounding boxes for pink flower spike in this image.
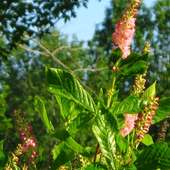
[120,113,138,137]
[112,18,136,59]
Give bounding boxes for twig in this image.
[52,46,82,56]
[73,67,108,73]
[18,44,47,56]
[93,143,100,163]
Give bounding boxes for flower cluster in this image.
[135,97,159,145]
[112,0,141,59]
[120,113,138,137]
[112,18,136,59]
[14,110,38,164]
[19,125,37,162]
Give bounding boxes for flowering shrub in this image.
[4,111,38,169]
[1,0,170,170]
[31,0,170,169]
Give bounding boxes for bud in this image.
[143,42,151,54]
[133,74,146,95]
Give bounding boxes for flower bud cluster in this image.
[135,97,159,145]
[4,144,28,170]
[122,0,142,20]
[143,42,151,54]
[19,125,38,163]
[133,74,146,95]
[13,110,38,164]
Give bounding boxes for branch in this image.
[37,41,73,73]
[73,67,108,73]
[18,44,47,56]
[52,46,82,56]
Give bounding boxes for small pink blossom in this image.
[20,131,27,141]
[120,113,138,137]
[26,138,36,147]
[112,17,136,59]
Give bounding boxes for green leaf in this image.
[52,142,65,160]
[135,142,170,170]
[52,128,70,140]
[67,110,94,135]
[111,95,141,115]
[115,134,128,153]
[126,164,137,170]
[55,95,80,120]
[53,129,92,155]
[141,134,154,146]
[153,97,170,124]
[65,136,87,154]
[142,82,156,100]
[52,142,75,168]
[51,135,92,168]
[47,68,96,113]
[0,140,5,162]
[34,96,54,133]
[92,115,116,169]
[120,60,148,76]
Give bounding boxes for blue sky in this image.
[57,0,156,42]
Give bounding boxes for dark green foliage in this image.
[0,141,5,165]
[153,97,170,124]
[119,53,149,77]
[51,142,75,168]
[135,142,170,170]
[0,0,89,48]
[83,164,107,170]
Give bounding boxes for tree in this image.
[0,0,89,50]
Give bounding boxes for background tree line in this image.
[0,0,169,169]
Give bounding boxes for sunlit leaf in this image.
[141,134,154,146]
[47,68,96,113]
[34,96,54,133]
[92,115,116,169]
[142,82,156,100]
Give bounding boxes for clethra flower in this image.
[12,110,38,167]
[112,0,141,59]
[120,113,138,137]
[112,18,136,59]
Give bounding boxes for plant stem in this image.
[93,143,100,163]
[107,58,121,108]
